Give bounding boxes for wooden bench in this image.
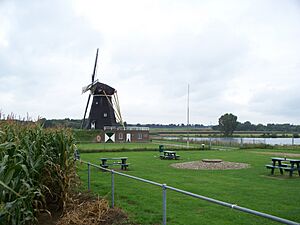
[160,154,180,160]
[284,167,300,177]
[101,162,130,170]
[266,164,289,168]
[265,164,285,174]
[160,155,173,160]
[266,163,294,175]
[100,157,129,170]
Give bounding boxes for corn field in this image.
[0,120,76,225]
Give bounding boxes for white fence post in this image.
[88,162,91,191]
[162,183,167,225]
[111,170,115,208]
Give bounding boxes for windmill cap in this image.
[91,82,115,95]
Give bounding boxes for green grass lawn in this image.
[76,149,300,225]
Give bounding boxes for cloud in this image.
[1,0,300,125]
[0,0,104,119]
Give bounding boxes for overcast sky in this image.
[0,0,300,125]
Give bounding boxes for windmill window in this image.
[104,113,107,117]
[118,133,123,140]
[96,102,98,105]
[138,133,142,139]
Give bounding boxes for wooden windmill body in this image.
[81,49,123,130]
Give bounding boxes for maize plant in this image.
[0,120,76,225]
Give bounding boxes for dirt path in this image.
[251,151,300,157]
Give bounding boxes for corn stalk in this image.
[0,121,76,225]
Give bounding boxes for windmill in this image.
[81,49,123,130]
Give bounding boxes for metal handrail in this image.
[77,159,300,225]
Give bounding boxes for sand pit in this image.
[171,159,250,170]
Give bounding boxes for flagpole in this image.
[187,84,190,148]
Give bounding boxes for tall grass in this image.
[0,120,76,225]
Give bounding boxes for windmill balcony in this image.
[104,126,149,131]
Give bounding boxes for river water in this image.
[165,137,300,146]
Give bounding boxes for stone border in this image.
[202,159,223,163]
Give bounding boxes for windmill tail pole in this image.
[114,92,124,128]
[112,94,122,127]
[103,90,124,128]
[111,93,123,126]
[81,94,91,129]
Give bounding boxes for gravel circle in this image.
[171,160,250,170]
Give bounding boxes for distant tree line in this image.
[38,118,82,129]
[37,118,208,129]
[133,123,207,128]
[212,121,300,133]
[213,113,300,136]
[35,117,300,133]
[237,122,300,132]
[1,115,296,135]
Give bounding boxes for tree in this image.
[218,113,238,136]
[236,121,255,131]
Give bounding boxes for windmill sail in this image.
[81,49,99,129]
[82,79,98,94]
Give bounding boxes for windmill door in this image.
[126,133,131,142]
[91,121,96,129]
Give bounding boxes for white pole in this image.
[187,84,190,148]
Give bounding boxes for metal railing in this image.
[76,159,299,225]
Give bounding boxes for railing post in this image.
[111,170,115,208]
[162,183,167,225]
[88,162,91,191]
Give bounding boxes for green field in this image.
[76,149,300,225]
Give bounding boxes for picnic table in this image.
[266,157,300,176]
[160,150,180,160]
[100,157,129,170]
